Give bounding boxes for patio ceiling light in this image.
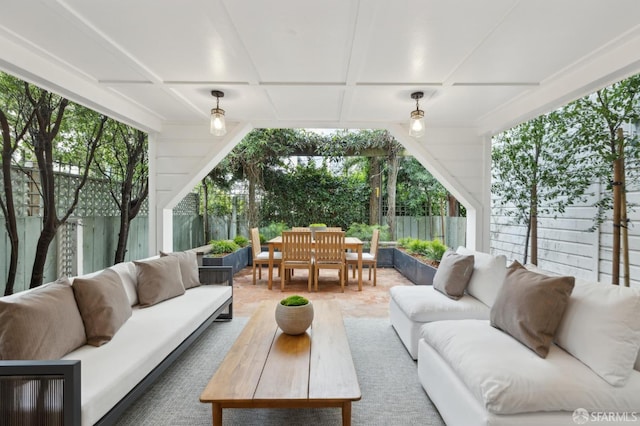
[210,90,226,136]
[409,92,425,138]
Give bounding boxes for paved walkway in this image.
[231,266,414,318]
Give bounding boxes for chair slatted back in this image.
[291,227,310,232]
[282,231,313,262]
[314,231,345,263]
[369,229,380,259]
[325,227,342,232]
[250,227,261,257]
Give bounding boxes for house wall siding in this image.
[491,182,640,288]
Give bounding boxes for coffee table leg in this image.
[212,403,222,426]
[342,401,352,426]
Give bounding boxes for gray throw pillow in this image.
[134,256,186,307]
[0,278,86,359]
[73,269,132,346]
[490,261,574,358]
[160,250,201,289]
[432,250,474,300]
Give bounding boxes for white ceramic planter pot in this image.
[275,302,314,335]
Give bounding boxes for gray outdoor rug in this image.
[115,317,444,426]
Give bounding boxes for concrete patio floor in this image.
[230,266,414,318]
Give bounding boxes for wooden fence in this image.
[1,213,466,295]
[389,216,466,248]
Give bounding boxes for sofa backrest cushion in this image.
[0,278,86,359]
[433,250,474,300]
[491,261,575,358]
[555,278,640,386]
[456,246,506,307]
[72,269,132,346]
[108,261,139,306]
[134,256,186,307]
[160,250,201,289]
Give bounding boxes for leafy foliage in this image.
[563,75,640,228]
[396,157,452,216]
[259,222,288,241]
[261,161,369,229]
[398,237,447,261]
[233,235,249,247]
[492,112,594,225]
[280,295,309,306]
[345,223,390,241]
[208,239,240,255]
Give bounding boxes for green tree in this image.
[565,74,640,284]
[0,73,36,294]
[226,129,313,228]
[25,85,107,288]
[95,123,148,264]
[492,112,593,265]
[261,162,368,228]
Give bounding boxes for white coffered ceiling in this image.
[1,0,639,135]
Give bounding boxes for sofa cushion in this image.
[62,284,232,425]
[0,278,86,359]
[555,278,640,386]
[490,261,574,358]
[456,246,506,307]
[389,285,490,322]
[433,250,474,300]
[134,256,186,307]
[160,250,201,289]
[107,261,138,306]
[72,269,132,346]
[420,319,640,415]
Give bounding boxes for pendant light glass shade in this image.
[210,90,226,136]
[210,108,226,136]
[409,109,425,137]
[409,92,425,138]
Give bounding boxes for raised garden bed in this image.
[202,246,251,282]
[392,248,437,285]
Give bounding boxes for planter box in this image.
[393,248,436,285]
[202,246,251,283]
[377,247,395,268]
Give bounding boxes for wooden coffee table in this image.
[200,300,361,425]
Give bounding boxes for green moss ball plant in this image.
[276,295,314,335]
[280,295,309,306]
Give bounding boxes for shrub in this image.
[309,223,327,227]
[280,295,309,306]
[425,239,447,262]
[397,237,417,249]
[260,222,288,241]
[208,239,240,255]
[398,237,448,262]
[346,223,391,242]
[233,235,249,247]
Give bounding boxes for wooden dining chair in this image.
[251,227,281,285]
[346,228,379,286]
[280,231,314,292]
[314,231,346,292]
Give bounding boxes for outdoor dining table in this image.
[267,236,365,291]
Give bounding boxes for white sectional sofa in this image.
[390,247,640,425]
[390,247,506,359]
[0,250,233,426]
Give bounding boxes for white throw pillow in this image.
[108,261,139,306]
[555,279,640,386]
[456,246,506,308]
